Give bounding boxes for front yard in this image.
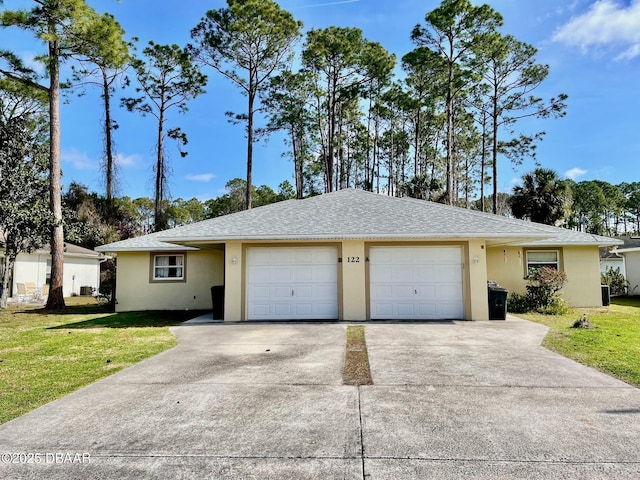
[0,300,203,425]
[520,297,640,387]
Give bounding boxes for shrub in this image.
[538,296,571,315]
[525,267,567,312]
[601,266,628,296]
[506,267,569,315]
[507,292,530,313]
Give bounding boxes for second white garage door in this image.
[369,246,464,320]
[247,246,338,320]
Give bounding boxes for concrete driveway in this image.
[1,316,639,479]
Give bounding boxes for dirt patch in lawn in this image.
[343,325,373,385]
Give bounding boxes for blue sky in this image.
[2,0,640,201]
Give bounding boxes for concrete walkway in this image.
[1,316,639,479]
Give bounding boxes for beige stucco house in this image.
[96,189,620,321]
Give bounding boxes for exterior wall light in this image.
[231,256,238,264]
[473,256,480,264]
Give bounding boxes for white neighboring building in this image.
[616,239,640,296]
[1,242,104,299]
[600,248,625,277]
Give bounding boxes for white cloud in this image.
[61,149,97,170]
[114,153,142,168]
[185,173,216,182]
[301,0,360,8]
[553,0,640,59]
[565,167,587,180]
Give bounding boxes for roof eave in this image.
[162,233,554,247]
[94,245,200,253]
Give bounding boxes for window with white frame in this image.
[153,254,185,281]
[526,250,559,274]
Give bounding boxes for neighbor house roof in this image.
[616,238,640,254]
[95,189,621,252]
[0,232,103,258]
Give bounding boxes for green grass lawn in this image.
[519,297,640,387]
[0,300,205,425]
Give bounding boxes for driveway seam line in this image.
[357,385,367,480]
[362,456,640,464]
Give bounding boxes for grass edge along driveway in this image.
[0,302,203,425]
[520,297,640,388]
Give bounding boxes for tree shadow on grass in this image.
[21,306,210,329]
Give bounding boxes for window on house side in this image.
[526,250,559,274]
[153,254,184,280]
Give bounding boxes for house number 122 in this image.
[347,257,360,263]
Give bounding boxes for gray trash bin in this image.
[488,285,508,320]
[210,286,225,320]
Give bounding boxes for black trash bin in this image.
[210,285,225,320]
[601,284,611,307]
[488,284,508,320]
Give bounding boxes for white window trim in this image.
[526,250,560,273]
[152,254,185,281]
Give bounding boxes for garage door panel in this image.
[416,285,437,299]
[396,303,416,316]
[274,303,293,316]
[436,248,462,262]
[437,302,464,319]
[370,265,392,279]
[392,266,414,282]
[395,285,415,298]
[251,304,271,317]
[272,267,293,283]
[438,284,463,300]
[248,247,338,320]
[434,265,462,283]
[292,267,313,283]
[415,248,437,263]
[248,266,272,283]
[414,268,438,282]
[312,249,337,264]
[273,286,293,298]
[250,286,271,298]
[314,303,338,316]
[370,246,464,320]
[313,265,338,282]
[371,284,393,299]
[372,303,394,317]
[294,303,313,316]
[294,285,313,298]
[313,284,337,299]
[417,303,437,317]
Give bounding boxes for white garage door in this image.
[370,246,464,320]
[247,246,338,320]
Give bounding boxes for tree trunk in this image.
[445,42,455,206]
[414,106,421,177]
[491,85,499,215]
[154,105,165,230]
[365,90,373,190]
[480,110,487,212]
[45,35,65,310]
[246,86,255,209]
[102,67,114,208]
[292,127,304,199]
[0,255,15,309]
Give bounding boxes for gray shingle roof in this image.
[95,189,621,252]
